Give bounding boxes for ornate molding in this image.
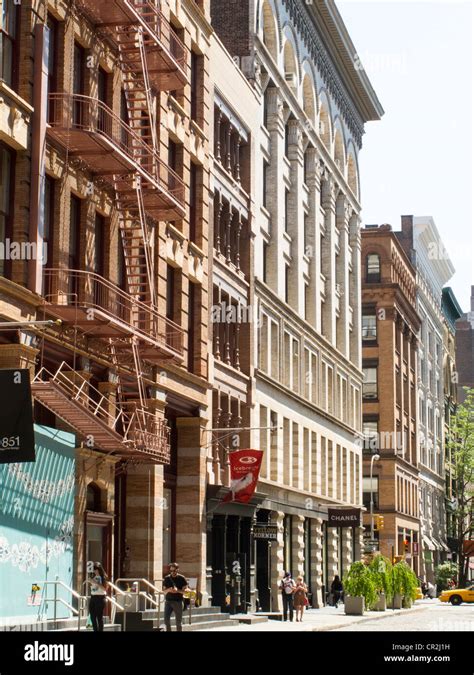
[281,0,365,147]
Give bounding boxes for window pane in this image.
[362,313,377,339]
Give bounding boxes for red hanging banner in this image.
[221,449,263,504]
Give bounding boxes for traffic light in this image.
[403,539,410,553]
[374,515,385,531]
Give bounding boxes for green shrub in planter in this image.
[369,555,393,607]
[435,562,458,592]
[392,561,418,604]
[343,561,378,613]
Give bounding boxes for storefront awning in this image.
[423,534,436,551]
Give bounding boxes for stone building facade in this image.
[210,0,383,609]
[396,216,455,582]
[361,224,421,573]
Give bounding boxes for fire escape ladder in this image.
[131,337,148,411]
[115,24,158,174]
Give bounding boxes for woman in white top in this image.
[89,562,108,632]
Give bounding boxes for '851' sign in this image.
[0,369,35,464]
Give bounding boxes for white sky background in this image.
[336,0,474,311]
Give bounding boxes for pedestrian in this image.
[293,576,308,622]
[330,575,343,608]
[89,562,108,632]
[162,562,189,632]
[279,571,296,622]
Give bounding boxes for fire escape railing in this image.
[47,93,185,208]
[43,268,184,358]
[134,0,187,68]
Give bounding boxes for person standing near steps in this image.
[162,562,189,632]
[89,563,109,632]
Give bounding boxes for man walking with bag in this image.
[279,571,296,622]
[163,562,189,632]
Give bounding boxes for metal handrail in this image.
[43,268,184,357]
[132,0,187,67]
[83,579,132,632]
[36,579,87,630]
[116,578,164,622]
[48,93,185,205]
[34,361,123,430]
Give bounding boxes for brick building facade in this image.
[361,224,421,572]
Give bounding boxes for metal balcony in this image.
[78,0,187,90]
[32,363,171,464]
[47,93,185,220]
[43,268,184,361]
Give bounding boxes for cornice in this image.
[281,0,375,147]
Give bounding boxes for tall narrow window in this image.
[285,264,290,304]
[69,196,81,297]
[0,144,14,278]
[189,163,198,243]
[187,282,196,373]
[190,51,200,122]
[42,175,55,294]
[362,366,378,400]
[285,189,290,233]
[46,14,58,122]
[0,0,19,89]
[73,43,85,126]
[263,160,269,209]
[94,213,105,278]
[366,253,381,283]
[166,264,176,322]
[362,311,377,341]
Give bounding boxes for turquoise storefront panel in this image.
[0,425,76,620]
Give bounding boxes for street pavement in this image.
[202,599,474,632]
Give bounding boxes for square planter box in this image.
[373,593,386,611]
[392,593,403,609]
[403,597,413,609]
[344,595,365,615]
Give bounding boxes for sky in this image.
[337,0,473,312]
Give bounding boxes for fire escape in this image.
[35,0,188,465]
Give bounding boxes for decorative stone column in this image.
[286,119,305,316]
[336,196,352,358]
[327,527,340,579]
[311,517,324,607]
[270,510,285,611]
[176,416,209,606]
[291,514,305,579]
[321,174,338,345]
[354,525,365,561]
[349,213,362,369]
[341,527,353,577]
[305,148,322,330]
[264,87,286,297]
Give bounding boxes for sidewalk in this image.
[203,600,433,632]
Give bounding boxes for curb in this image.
[311,604,428,632]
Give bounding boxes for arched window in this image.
[366,254,381,283]
[86,482,102,512]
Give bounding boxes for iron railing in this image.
[47,93,185,208]
[43,268,184,358]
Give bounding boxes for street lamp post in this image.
[370,453,380,541]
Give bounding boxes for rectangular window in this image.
[46,14,58,121]
[189,163,198,243]
[94,213,105,277]
[190,51,200,122]
[363,419,379,453]
[187,282,197,373]
[363,476,379,510]
[0,0,19,89]
[73,43,85,125]
[263,161,269,209]
[285,264,289,303]
[69,196,81,297]
[362,311,377,341]
[284,189,290,233]
[0,144,14,278]
[263,242,268,283]
[362,366,378,399]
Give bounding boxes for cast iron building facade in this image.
[210,0,383,609]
